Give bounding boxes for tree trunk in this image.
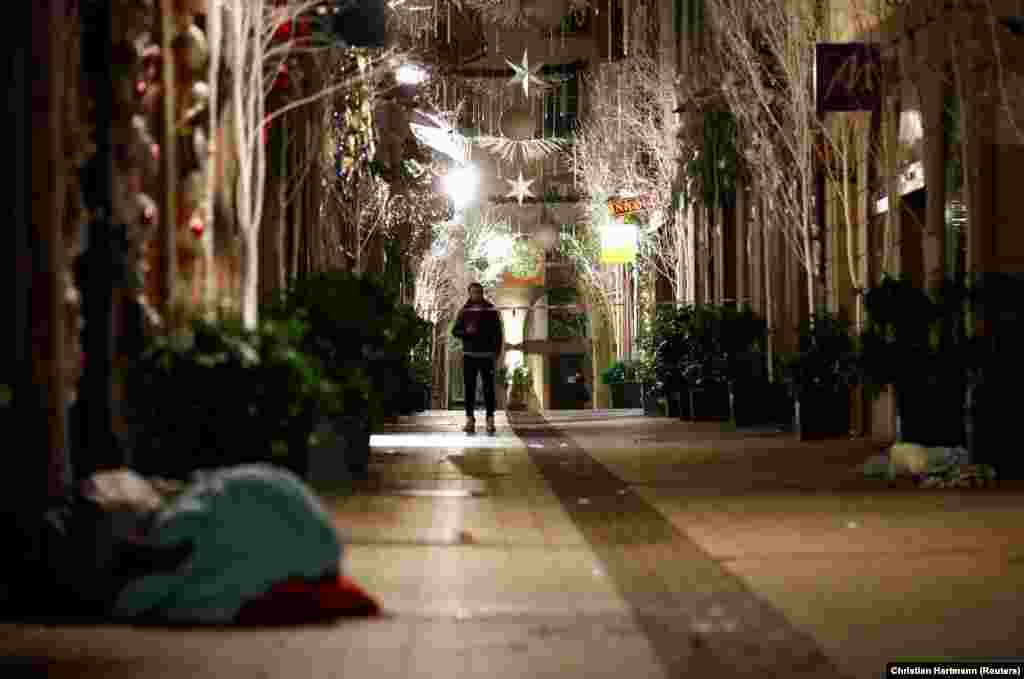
[159,0,178,316]
[242,229,259,329]
[30,0,71,500]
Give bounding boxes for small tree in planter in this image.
[265,270,430,474]
[964,272,1024,477]
[507,362,533,412]
[409,331,434,413]
[640,304,698,419]
[778,312,859,440]
[125,316,344,480]
[495,364,509,411]
[718,305,769,426]
[634,354,661,415]
[601,360,643,409]
[682,305,732,421]
[861,275,967,447]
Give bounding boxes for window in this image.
[542,67,578,139]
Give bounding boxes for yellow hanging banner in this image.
[600,220,637,264]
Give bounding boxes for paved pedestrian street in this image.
[3,411,1023,678]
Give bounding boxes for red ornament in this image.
[274,21,292,41]
[189,214,205,237]
[141,45,161,80]
[142,203,157,227]
[273,63,291,90]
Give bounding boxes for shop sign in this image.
[815,43,882,115]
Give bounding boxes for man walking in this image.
[452,282,503,434]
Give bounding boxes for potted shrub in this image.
[125,317,341,480]
[265,270,431,474]
[965,272,1024,478]
[0,382,10,430]
[779,312,859,440]
[601,360,643,408]
[640,304,696,419]
[635,354,661,415]
[409,332,434,412]
[495,364,509,411]
[861,275,966,447]
[718,305,769,426]
[683,305,731,421]
[507,362,532,411]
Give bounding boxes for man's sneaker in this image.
[462,417,476,434]
[485,416,496,435]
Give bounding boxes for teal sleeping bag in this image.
[113,464,342,623]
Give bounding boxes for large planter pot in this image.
[304,415,371,483]
[666,391,682,418]
[676,390,695,421]
[610,382,643,409]
[769,382,795,431]
[896,380,965,447]
[794,387,851,440]
[641,383,660,416]
[409,384,432,413]
[507,384,528,411]
[968,367,1024,479]
[688,382,731,421]
[728,379,773,427]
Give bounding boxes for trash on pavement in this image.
[861,443,996,488]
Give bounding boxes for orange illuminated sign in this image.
[607,194,655,218]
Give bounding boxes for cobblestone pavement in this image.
[3,410,1023,678]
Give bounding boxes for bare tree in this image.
[570,53,693,303]
[709,0,826,315]
[559,225,624,358]
[211,0,397,327]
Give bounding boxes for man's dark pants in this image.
[463,355,496,418]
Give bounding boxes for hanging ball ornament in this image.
[273,62,291,90]
[172,23,209,77]
[534,224,558,251]
[189,212,205,238]
[129,193,159,242]
[139,194,158,228]
[521,0,572,27]
[141,45,161,82]
[501,107,534,141]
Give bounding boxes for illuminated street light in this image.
[442,165,480,210]
[395,63,428,85]
[484,233,516,262]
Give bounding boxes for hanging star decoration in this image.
[505,171,536,205]
[506,49,550,98]
[474,135,564,164]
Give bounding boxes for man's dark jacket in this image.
[452,300,503,356]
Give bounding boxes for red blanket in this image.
[235,573,381,625]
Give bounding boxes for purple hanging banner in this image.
[815,43,882,116]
